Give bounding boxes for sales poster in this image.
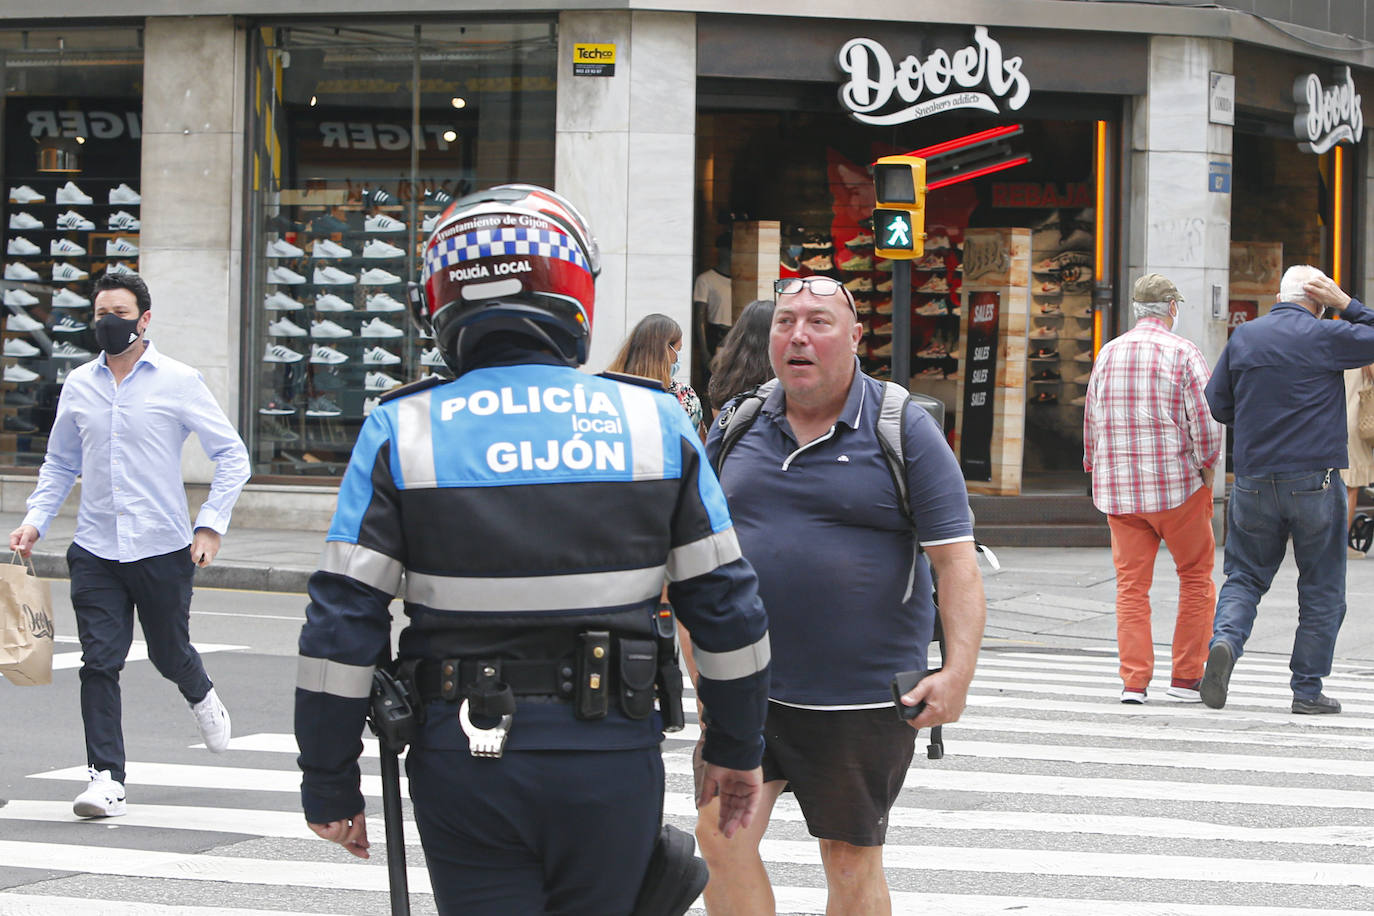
[960,291,1000,481]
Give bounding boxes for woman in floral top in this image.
[605,313,706,439]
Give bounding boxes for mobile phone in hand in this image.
[891,668,936,720]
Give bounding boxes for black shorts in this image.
[760,701,916,846]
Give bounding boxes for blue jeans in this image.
[1213,470,1347,699]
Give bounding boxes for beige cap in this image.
[1133,273,1184,303]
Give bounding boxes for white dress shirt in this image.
[22,340,251,562]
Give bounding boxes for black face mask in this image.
[94,313,142,356]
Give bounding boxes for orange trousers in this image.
[1106,485,1217,691]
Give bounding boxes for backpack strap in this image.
[712,378,778,476]
[877,381,915,530]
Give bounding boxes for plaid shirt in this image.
[1083,317,1224,516]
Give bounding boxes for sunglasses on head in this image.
[773,277,857,315]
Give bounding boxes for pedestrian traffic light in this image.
[873,155,926,259]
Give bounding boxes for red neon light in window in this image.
[907,125,1022,161]
[926,156,1031,190]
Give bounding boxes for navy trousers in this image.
[67,542,211,784]
[406,745,663,915]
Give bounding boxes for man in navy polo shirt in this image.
[1202,265,1374,715]
[694,275,985,915]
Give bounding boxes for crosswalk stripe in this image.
[766,889,1374,916]
[993,647,1372,676]
[970,678,1374,718]
[945,739,1374,776]
[50,641,247,672]
[0,894,355,916]
[32,763,403,798]
[968,692,1374,729]
[973,662,1374,699]
[976,655,1374,694]
[953,713,1374,751]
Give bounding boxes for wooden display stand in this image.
[952,228,1030,495]
[730,221,780,321]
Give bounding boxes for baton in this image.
[379,744,411,916]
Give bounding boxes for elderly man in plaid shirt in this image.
[1083,274,1224,704]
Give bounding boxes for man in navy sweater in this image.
[1202,265,1374,714]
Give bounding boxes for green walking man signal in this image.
[872,155,927,259]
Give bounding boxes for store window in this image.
[0,27,144,467]
[246,19,556,477]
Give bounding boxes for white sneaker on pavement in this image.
[73,766,126,818]
[191,687,232,753]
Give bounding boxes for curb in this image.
[28,550,312,594]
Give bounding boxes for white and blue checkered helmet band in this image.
[423,226,590,287]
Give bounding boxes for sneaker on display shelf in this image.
[915,366,946,378]
[315,293,353,312]
[420,347,445,367]
[108,183,142,205]
[52,315,88,333]
[52,289,91,309]
[55,211,95,231]
[1037,303,1063,317]
[108,211,141,231]
[926,234,952,251]
[364,346,401,365]
[7,313,44,333]
[1072,371,1093,385]
[52,262,88,282]
[875,278,893,293]
[55,181,93,205]
[359,267,403,286]
[8,212,42,230]
[365,370,402,391]
[8,185,43,204]
[259,416,300,442]
[72,767,126,819]
[844,277,873,293]
[3,338,40,358]
[4,263,40,281]
[365,292,405,312]
[1033,280,1063,298]
[310,344,348,365]
[916,276,949,294]
[4,414,38,433]
[799,253,832,270]
[1068,327,1095,341]
[7,237,41,256]
[306,396,343,417]
[363,396,381,416]
[51,341,93,360]
[874,258,894,273]
[264,291,305,311]
[1073,350,1095,364]
[421,213,440,233]
[267,317,307,337]
[364,214,406,234]
[915,342,949,359]
[874,300,893,316]
[266,238,304,258]
[914,254,946,271]
[1031,368,1062,381]
[105,238,140,257]
[837,251,872,272]
[362,239,406,259]
[258,399,296,416]
[360,317,404,338]
[870,340,893,358]
[310,319,352,339]
[1031,346,1060,360]
[105,262,138,277]
[3,364,39,383]
[266,266,306,285]
[263,343,305,363]
[1030,325,1059,340]
[312,239,353,259]
[424,187,454,206]
[314,266,356,286]
[913,301,947,317]
[845,232,874,249]
[3,289,40,307]
[51,238,87,257]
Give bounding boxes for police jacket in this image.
[295,350,771,824]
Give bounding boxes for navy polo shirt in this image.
[706,362,973,707]
[1206,299,1374,476]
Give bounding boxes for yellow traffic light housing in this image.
[873,156,926,259]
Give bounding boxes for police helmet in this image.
[413,183,601,374]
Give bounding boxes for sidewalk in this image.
[7,511,1373,664]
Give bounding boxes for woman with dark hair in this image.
[707,299,776,415]
[606,313,705,436]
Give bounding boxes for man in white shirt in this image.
[9,271,251,818]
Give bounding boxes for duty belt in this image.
[412,657,575,703]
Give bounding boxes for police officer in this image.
[294,185,771,915]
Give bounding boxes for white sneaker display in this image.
[267,317,307,337]
[267,266,306,285]
[360,317,403,338]
[421,213,440,233]
[4,262,39,281]
[263,343,305,363]
[51,238,87,257]
[264,291,304,311]
[365,292,405,312]
[52,289,91,309]
[108,211,141,231]
[190,687,231,753]
[105,261,138,277]
[8,212,42,230]
[3,289,40,307]
[73,767,126,818]
[314,293,353,312]
[363,396,381,416]
[306,396,343,418]
[56,181,93,205]
[420,347,444,367]
[53,315,87,333]
[7,237,40,256]
[310,344,348,365]
[364,214,406,234]
[51,341,93,359]
[3,364,39,383]
[8,185,44,204]
[106,237,140,257]
[362,239,405,259]
[312,239,353,259]
[363,345,401,365]
[52,262,88,281]
[310,319,352,339]
[56,210,95,231]
[108,183,142,205]
[366,370,402,391]
[3,338,40,357]
[266,238,305,258]
[6,312,44,333]
[359,267,402,286]
[314,266,356,285]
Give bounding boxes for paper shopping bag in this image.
[0,553,54,686]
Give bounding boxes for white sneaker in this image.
[1120,688,1147,705]
[263,342,304,363]
[311,318,353,339]
[53,315,87,333]
[312,239,353,259]
[266,238,304,258]
[51,238,87,257]
[314,266,356,285]
[6,313,44,333]
[52,289,91,309]
[190,687,231,753]
[3,338,39,357]
[106,237,140,257]
[8,185,44,204]
[56,181,93,205]
[268,317,307,337]
[4,289,39,307]
[421,213,440,233]
[362,239,405,259]
[1166,684,1203,703]
[56,210,95,231]
[108,183,142,205]
[366,370,402,391]
[4,262,39,281]
[267,265,306,285]
[420,347,444,367]
[73,767,126,818]
[51,341,93,359]
[264,291,304,311]
[363,396,381,416]
[363,345,401,365]
[360,317,403,338]
[108,210,141,231]
[315,293,354,312]
[364,214,406,234]
[4,364,39,383]
[7,237,39,256]
[53,262,89,282]
[9,212,42,230]
[365,292,405,312]
[360,267,402,286]
[310,344,348,365]
[105,262,138,277]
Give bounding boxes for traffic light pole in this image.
[891,259,912,390]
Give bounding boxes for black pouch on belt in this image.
[617,638,658,720]
[575,630,612,720]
